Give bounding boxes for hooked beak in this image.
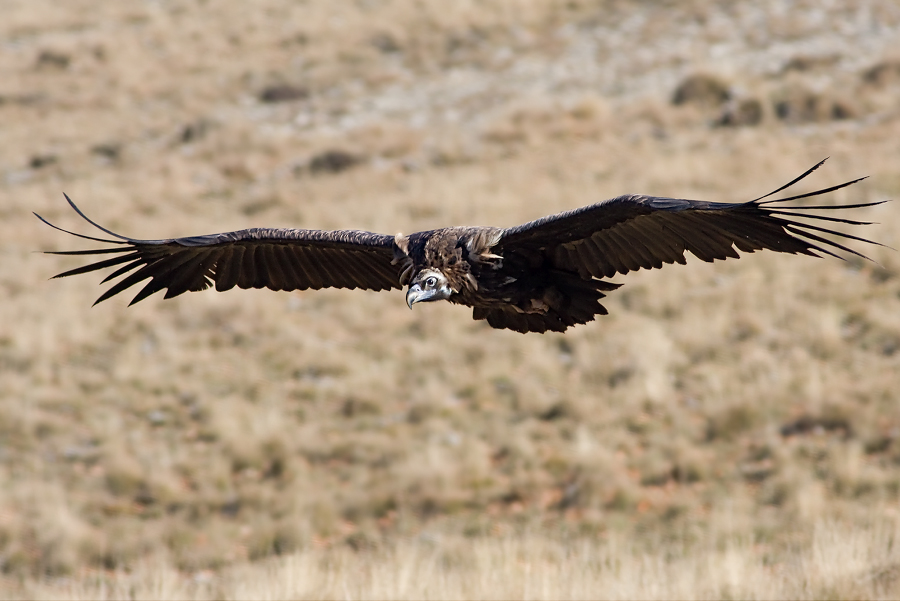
[406,284,426,309]
[407,284,446,309]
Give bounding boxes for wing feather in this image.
[101,258,146,284]
[607,227,648,272]
[214,247,241,292]
[355,251,398,288]
[682,214,742,260]
[162,249,219,299]
[585,235,624,276]
[52,251,140,279]
[665,218,717,262]
[294,247,326,289]
[622,223,663,269]
[270,245,303,291]
[133,276,175,305]
[575,240,607,278]
[314,251,351,289]
[94,261,165,305]
[263,245,287,291]
[335,251,371,289]
[256,245,277,289]
[605,226,654,270]
[633,218,687,264]
[618,222,666,269]
[783,224,867,259]
[236,244,258,289]
[709,212,802,253]
[499,160,885,278]
[38,199,402,305]
[281,246,314,290]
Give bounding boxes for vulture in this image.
[37,159,884,334]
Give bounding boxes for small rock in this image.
[716,98,763,127]
[180,120,210,144]
[774,89,855,123]
[220,497,241,516]
[0,93,44,107]
[672,74,730,108]
[308,150,361,174]
[862,61,900,87]
[780,415,852,438]
[782,55,840,73]
[371,32,401,54]
[259,84,309,103]
[29,154,57,169]
[91,143,121,161]
[35,50,70,70]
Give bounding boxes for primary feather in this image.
[38,159,885,333]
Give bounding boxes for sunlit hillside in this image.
[2,0,900,598]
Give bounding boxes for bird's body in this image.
[37,160,885,333]
[398,225,621,332]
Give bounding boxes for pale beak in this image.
[407,281,452,308]
[406,284,424,309]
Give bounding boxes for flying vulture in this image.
[37,159,884,334]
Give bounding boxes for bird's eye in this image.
[425,276,437,288]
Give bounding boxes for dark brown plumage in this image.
[37,159,885,333]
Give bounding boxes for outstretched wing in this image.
[498,159,886,279]
[36,196,401,306]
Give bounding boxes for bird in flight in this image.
[37,159,884,333]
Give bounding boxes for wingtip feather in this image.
[35,200,128,246]
[61,193,132,241]
[749,158,831,203]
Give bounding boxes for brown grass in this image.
[3,0,900,598]
[14,520,900,600]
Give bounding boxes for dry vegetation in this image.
[2,0,900,598]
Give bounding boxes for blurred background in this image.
[2,0,900,597]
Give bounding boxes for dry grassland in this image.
[2,0,900,598]
[14,521,900,600]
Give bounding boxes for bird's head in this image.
[406,268,453,309]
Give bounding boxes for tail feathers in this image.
[474,277,621,333]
